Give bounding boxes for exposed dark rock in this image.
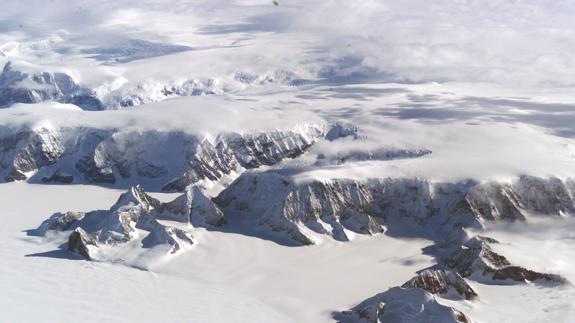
[158,186,226,227]
[35,185,226,260]
[0,126,326,188]
[336,287,471,323]
[513,176,575,216]
[466,183,525,221]
[68,227,98,260]
[445,236,510,278]
[402,269,478,300]
[1,127,64,182]
[137,212,194,254]
[35,211,85,236]
[42,169,74,183]
[216,172,386,245]
[492,266,567,284]
[76,154,116,184]
[217,173,575,246]
[445,236,567,285]
[162,130,319,192]
[5,168,27,181]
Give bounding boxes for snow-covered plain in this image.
[2,0,575,322]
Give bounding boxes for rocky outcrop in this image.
[216,172,386,245]
[466,177,575,221]
[136,212,194,254]
[34,211,86,236]
[445,236,567,285]
[1,127,64,182]
[33,185,223,260]
[0,62,102,110]
[0,125,327,190]
[402,269,478,300]
[216,174,471,245]
[41,169,74,183]
[158,186,226,227]
[162,127,323,191]
[67,228,98,260]
[336,287,471,323]
[216,172,575,245]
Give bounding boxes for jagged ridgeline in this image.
[0,60,313,110]
[35,172,575,265]
[216,172,575,245]
[32,165,573,322]
[33,185,225,260]
[15,117,575,323]
[0,123,338,190]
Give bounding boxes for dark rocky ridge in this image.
[401,269,478,300]
[445,236,567,285]
[0,124,332,191]
[217,172,575,246]
[336,287,471,323]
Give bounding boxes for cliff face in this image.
[217,171,575,245]
[1,127,65,181]
[0,124,328,191]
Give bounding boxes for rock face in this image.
[402,269,478,300]
[0,124,326,190]
[34,211,85,236]
[216,172,386,245]
[216,172,575,245]
[41,169,74,183]
[0,127,64,182]
[158,186,227,227]
[34,185,224,260]
[68,228,98,260]
[336,287,471,323]
[0,62,102,110]
[445,236,567,284]
[162,127,323,192]
[466,177,575,221]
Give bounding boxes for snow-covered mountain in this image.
[0,123,335,190]
[33,185,227,260]
[2,1,575,323]
[217,171,575,245]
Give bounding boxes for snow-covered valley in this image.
[2,0,575,322]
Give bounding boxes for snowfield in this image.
[2,0,575,322]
